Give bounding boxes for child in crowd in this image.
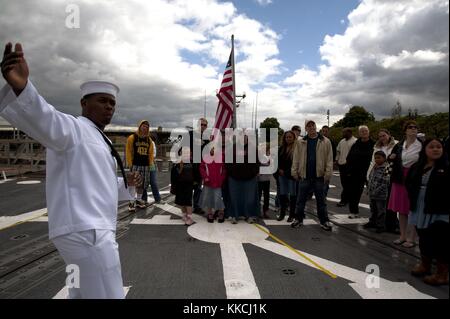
[174,147,195,226]
[365,151,390,233]
[199,147,226,223]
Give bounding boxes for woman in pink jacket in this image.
[199,147,227,223]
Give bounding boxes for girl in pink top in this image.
[199,147,226,223]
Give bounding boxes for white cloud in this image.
[380,50,448,70]
[0,0,282,128]
[283,67,318,86]
[254,0,273,6]
[0,0,448,133]
[265,0,449,130]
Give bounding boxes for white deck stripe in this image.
[329,214,370,224]
[0,185,173,228]
[268,193,370,210]
[131,215,185,225]
[53,286,131,299]
[0,178,16,184]
[252,240,434,299]
[0,208,47,229]
[220,242,261,299]
[264,219,318,226]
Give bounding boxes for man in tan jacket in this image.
[291,120,333,231]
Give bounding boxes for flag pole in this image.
[251,99,255,129]
[255,91,258,129]
[204,89,206,118]
[231,34,237,129]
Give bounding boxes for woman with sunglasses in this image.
[387,120,423,248]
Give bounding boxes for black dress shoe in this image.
[336,201,347,207]
[287,216,294,223]
[276,214,285,221]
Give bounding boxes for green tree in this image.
[333,106,375,128]
[259,117,284,144]
[416,113,449,139]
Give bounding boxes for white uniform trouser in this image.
[52,229,125,299]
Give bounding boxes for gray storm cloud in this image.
[308,0,449,119]
[0,0,448,130]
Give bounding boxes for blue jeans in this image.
[295,177,329,224]
[222,179,231,218]
[144,170,161,202]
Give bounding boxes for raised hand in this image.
[1,43,29,95]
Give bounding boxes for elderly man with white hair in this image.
[0,42,141,298]
[345,125,375,219]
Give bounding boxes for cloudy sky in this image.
[0,0,448,130]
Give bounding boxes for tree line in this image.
[259,106,449,145]
[328,106,448,143]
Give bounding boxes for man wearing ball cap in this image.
[291,119,334,231]
[0,42,139,298]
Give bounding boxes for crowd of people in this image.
[165,118,449,287]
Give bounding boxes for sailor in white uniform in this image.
[0,43,139,299]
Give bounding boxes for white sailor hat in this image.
[80,80,120,98]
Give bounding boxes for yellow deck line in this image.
[253,223,337,279]
[0,212,48,232]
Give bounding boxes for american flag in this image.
[213,51,234,130]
